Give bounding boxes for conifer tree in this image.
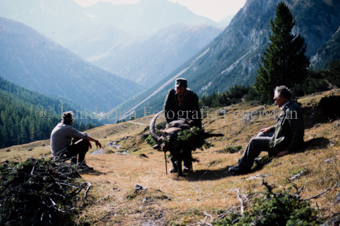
[255,2,310,103]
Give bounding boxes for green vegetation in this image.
[146,126,211,152]
[255,2,310,104]
[200,85,252,108]
[200,60,340,108]
[0,77,99,148]
[213,183,323,226]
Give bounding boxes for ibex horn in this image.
[149,110,167,174]
[149,110,163,141]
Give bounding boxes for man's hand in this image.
[277,150,289,157]
[95,140,102,149]
[260,127,271,133]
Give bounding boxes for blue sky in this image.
[73,0,247,22]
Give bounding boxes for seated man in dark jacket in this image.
[228,85,305,175]
[164,78,202,172]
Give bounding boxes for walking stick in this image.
[164,150,167,175]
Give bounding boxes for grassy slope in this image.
[1,89,340,225]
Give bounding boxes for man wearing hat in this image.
[50,111,102,170]
[164,78,202,173]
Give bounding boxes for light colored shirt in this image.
[50,122,87,157]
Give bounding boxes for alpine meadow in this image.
[0,0,340,225]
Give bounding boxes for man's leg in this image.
[237,136,271,173]
[75,139,90,164]
[67,139,89,164]
[170,156,178,173]
[183,150,192,172]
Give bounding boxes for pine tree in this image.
[255,2,310,103]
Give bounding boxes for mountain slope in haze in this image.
[0,0,98,42]
[0,0,225,88]
[85,0,220,35]
[114,0,340,118]
[83,24,222,88]
[0,0,222,42]
[0,17,144,112]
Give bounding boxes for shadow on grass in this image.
[80,169,107,176]
[172,137,330,181]
[304,137,329,150]
[172,166,232,181]
[250,137,330,174]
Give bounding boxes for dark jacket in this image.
[268,101,305,156]
[164,88,202,128]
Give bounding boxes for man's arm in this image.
[87,136,102,149]
[67,126,101,149]
[191,93,202,128]
[164,89,176,123]
[286,111,304,152]
[278,107,304,156]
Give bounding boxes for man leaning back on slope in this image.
[227,85,305,175]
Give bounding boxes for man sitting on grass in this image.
[227,85,305,175]
[50,111,101,171]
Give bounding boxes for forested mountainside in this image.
[0,17,144,112]
[0,77,99,148]
[114,0,340,118]
[311,26,340,69]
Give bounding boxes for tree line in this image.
[0,77,99,148]
[199,60,340,108]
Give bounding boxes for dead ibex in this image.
[149,111,223,176]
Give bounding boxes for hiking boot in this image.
[169,168,178,173]
[226,166,244,175]
[78,163,94,171]
[183,166,191,172]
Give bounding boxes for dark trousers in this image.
[170,155,192,170]
[238,132,274,173]
[65,139,89,164]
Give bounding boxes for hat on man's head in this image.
[175,78,187,88]
[62,111,74,123]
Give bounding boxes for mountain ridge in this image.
[87,23,222,88]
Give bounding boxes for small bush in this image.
[213,185,323,226]
[318,95,340,118]
[145,134,157,147]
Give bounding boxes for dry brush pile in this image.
[0,158,91,226]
